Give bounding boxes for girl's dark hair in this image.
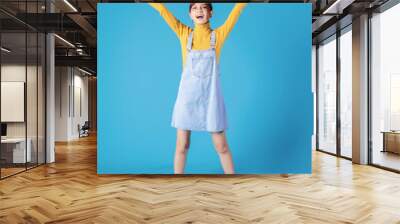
[189,3,213,12]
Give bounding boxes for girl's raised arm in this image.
[148,3,189,38]
[216,3,248,42]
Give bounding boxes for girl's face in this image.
[189,3,212,25]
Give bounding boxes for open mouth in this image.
[196,15,204,20]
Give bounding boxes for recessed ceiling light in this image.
[322,0,354,15]
[1,47,11,53]
[78,67,93,76]
[54,34,75,48]
[63,0,78,12]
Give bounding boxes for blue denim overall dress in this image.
[171,31,228,132]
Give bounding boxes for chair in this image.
[78,121,90,138]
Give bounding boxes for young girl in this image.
[149,2,247,174]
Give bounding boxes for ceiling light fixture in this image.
[76,48,85,55]
[323,0,341,14]
[322,0,354,15]
[1,47,11,53]
[54,34,75,48]
[78,67,93,76]
[63,0,78,12]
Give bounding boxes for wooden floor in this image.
[1,135,400,224]
[373,150,400,171]
[1,167,26,178]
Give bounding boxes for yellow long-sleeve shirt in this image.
[149,3,247,68]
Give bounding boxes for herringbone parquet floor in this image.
[1,134,400,224]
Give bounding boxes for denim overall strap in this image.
[210,31,216,49]
[186,32,193,51]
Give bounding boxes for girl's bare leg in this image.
[211,131,235,174]
[174,129,191,174]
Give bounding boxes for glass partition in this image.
[0,1,46,179]
[27,31,38,169]
[38,32,45,165]
[1,31,28,177]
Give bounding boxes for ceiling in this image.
[0,0,394,75]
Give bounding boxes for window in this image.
[317,35,337,154]
[339,27,352,158]
[371,2,400,171]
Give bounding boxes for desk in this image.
[381,131,400,154]
[1,138,32,163]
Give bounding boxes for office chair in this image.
[78,121,90,138]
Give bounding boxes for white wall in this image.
[55,66,70,141]
[1,65,26,133]
[55,67,89,141]
[1,65,39,138]
[72,73,89,138]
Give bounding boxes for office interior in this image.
[314,0,400,172]
[0,0,399,180]
[0,0,98,179]
[0,0,399,222]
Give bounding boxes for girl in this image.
[149,3,247,174]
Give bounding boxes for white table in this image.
[1,138,32,163]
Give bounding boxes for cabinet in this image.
[382,132,400,154]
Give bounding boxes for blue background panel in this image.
[98,3,313,174]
